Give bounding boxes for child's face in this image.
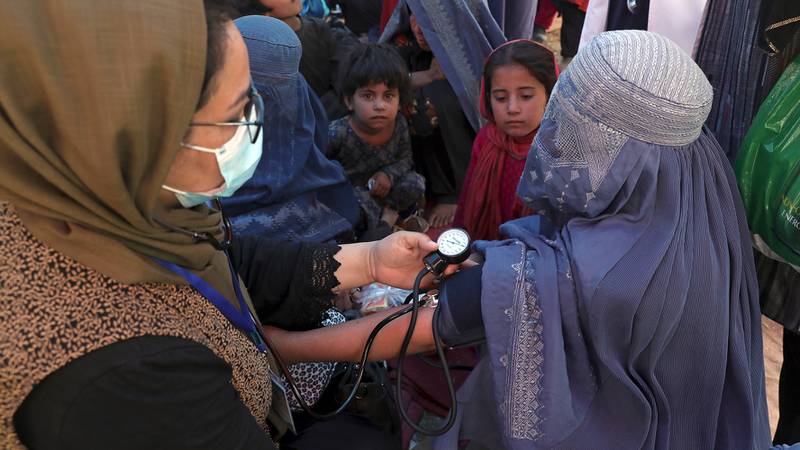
[259,0,302,19]
[409,15,431,51]
[346,82,400,133]
[489,63,547,138]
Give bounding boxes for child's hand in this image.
[369,172,392,197]
[427,58,445,82]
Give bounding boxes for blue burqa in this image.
[435,30,771,450]
[222,16,360,243]
[487,0,538,40]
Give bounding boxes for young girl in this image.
[328,43,426,230]
[453,40,559,241]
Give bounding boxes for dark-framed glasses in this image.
[190,84,264,144]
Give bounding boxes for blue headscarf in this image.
[223,16,360,243]
[380,0,505,132]
[435,31,770,450]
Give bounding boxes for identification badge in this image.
[269,371,297,436]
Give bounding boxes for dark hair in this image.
[198,0,236,109]
[341,43,412,108]
[483,41,558,118]
[229,0,272,17]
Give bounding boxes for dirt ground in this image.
[542,17,784,437]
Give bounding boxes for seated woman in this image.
[231,0,360,120]
[380,0,505,228]
[0,2,445,449]
[268,31,772,449]
[221,15,362,244]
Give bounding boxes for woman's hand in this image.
[333,232,460,292]
[367,231,436,289]
[367,231,458,289]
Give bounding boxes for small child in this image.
[328,43,426,230]
[453,40,559,241]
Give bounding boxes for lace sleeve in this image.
[305,243,342,297]
[230,235,342,331]
[276,243,342,330]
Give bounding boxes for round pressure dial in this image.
[424,228,471,275]
[436,228,471,259]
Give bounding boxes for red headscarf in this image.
[460,39,559,241]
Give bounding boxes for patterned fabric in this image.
[695,0,769,160]
[435,31,769,450]
[285,309,346,410]
[0,203,273,449]
[222,16,359,244]
[328,116,425,224]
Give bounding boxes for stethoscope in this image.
[159,205,473,436]
[273,228,473,436]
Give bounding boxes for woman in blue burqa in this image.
[431,30,771,449]
[220,16,362,244]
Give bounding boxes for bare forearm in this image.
[409,71,432,89]
[264,306,436,364]
[332,242,374,293]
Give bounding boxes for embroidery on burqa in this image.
[230,200,340,241]
[537,76,628,196]
[502,241,546,440]
[419,0,481,124]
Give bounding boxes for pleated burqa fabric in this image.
[435,30,770,450]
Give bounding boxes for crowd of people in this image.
[2,0,800,449]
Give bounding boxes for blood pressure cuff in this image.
[435,264,485,348]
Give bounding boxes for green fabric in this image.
[735,56,800,269]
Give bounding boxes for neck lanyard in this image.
[153,255,267,352]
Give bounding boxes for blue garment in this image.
[487,0,537,40]
[695,0,769,160]
[223,16,360,243]
[301,0,330,18]
[380,0,505,133]
[435,31,770,450]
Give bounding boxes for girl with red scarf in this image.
[454,40,558,241]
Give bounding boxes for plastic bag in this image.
[735,55,800,271]
[355,283,412,315]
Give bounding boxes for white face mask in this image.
[163,119,263,208]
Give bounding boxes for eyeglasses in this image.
[190,85,264,144]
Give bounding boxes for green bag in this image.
[735,56,800,271]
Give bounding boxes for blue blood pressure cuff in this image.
[435,264,485,348]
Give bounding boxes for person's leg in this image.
[558,2,586,59]
[774,328,800,444]
[533,0,558,42]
